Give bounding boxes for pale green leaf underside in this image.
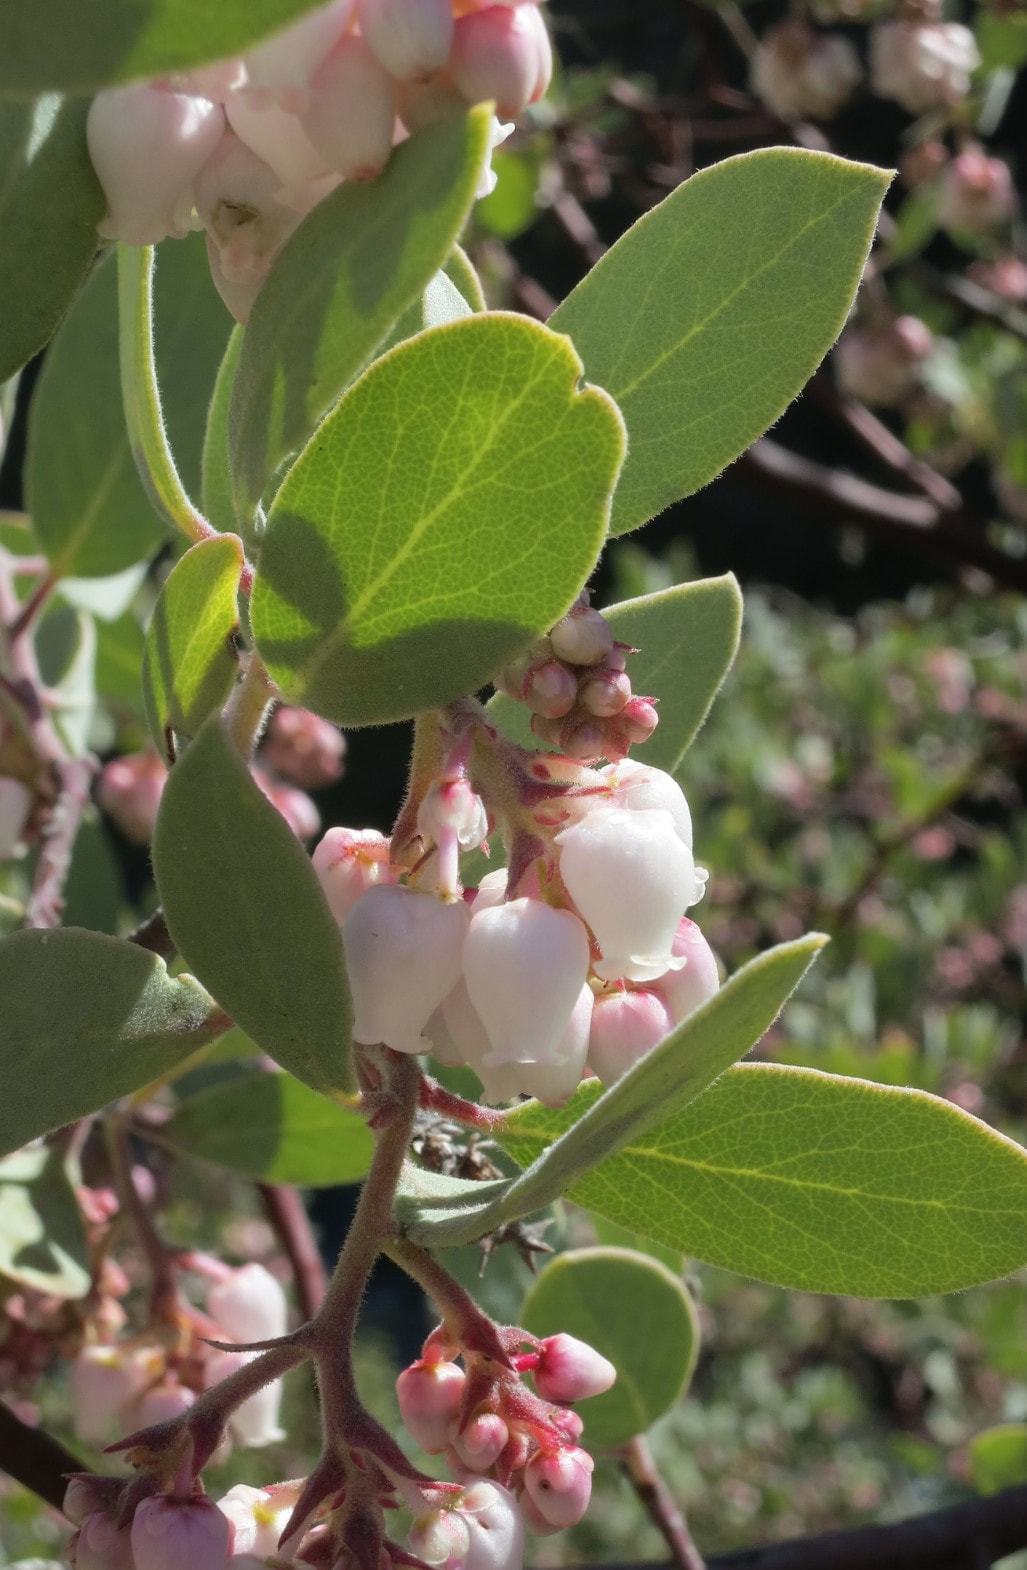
[163,1071,373,1187]
[251,313,626,726]
[489,575,742,774]
[501,1064,1027,1298]
[142,535,243,761]
[229,109,493,513]
[0,0,332,95]
[0,1147,90,1300]
[202,325,245,535]
[521,1247,699,1448]
[0,928,223,1157]
[153,717,355,1095]
[550,148,892,535]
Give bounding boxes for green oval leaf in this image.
[152,716,355,1094]
[251,314,626,726]
[0,928,223,1157]
[550,148,892,535]
[521,1247,698,1448]
[27,235,231,578]
[202,325,245,535]
[163,1071,372,1186]
[228,110,493,514]
[0,95,103,382]
[0,0,340,95]
[501,1064,1027,1298]
[0,1147,89,1300]
[489,575,743,773]
[142,535,243,762]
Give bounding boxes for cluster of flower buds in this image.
[750,19,862,122]
[869,15,979,114]
[936,146,1016,236]
[86,0,552,320]
[834,314,934,410]
[398,1324,616,1568]
[316,748,720,1104]
[497,594,657,763]
[69,1262,289,1462]
[65,1474,301,1570]
[97,706,340,844]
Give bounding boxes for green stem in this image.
[226,651,275,760]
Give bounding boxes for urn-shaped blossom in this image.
[70,1344,163,1443]
[241,0,354,111]
[599,760,693,848]
[587,987,675,1088]
[651,919,721,1024]
[313,827,396,924]
[409,1479,524,1570]
[556,806,697,982]
[130,1494,233,1570]
[87,85,225,245]
[473,984,592,1106]
[522,1445,594,1530]
[72,1511,137,1570]
[532,1334,617,1404]
[207,1263,288,1343]
[462,898,590,1067]
[302,36,398,181]
[358,0,454,81]
[216,1484,295,1558]
[396,1358,467,1453]
[343,884,470,1053]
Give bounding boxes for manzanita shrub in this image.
[1,3,1026,1568]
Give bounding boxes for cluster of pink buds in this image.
[869,16,979,114]
[936,147,1016,236]
[316,745,720,1103]
[86,0,552,321]
[750,20,862,122]
[834,314,934,410]
[497,594,657,763]
[398,1325,616,1566]
[69,1262,289,1461]
[97,712,336,843]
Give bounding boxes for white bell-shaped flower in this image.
[358,0,454,82]
[650,918,720,1024]
[302,35,397,181]
[475,984,592,1105]
[451,4,552,119]
[216,1484,294,1558]
[87,85,225,245]
[242,0,354,111]
[195,132,302,285]
[207,1262,287,1343]
[409,1479,524,1570]
[226,95,330,197]
[556,806,696,983]
[343,884,470,1053]
[130,1494,232,1570]
[462,898,589,1068]
[70,1343,163,1444]
[599,760,692,848]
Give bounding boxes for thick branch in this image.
[621,1436,706,1570]
[259,1183,327,1321]
[24,755,96,930]
[0,1400,87,1514]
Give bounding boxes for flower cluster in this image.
[316,744,720,1105]
[85,0,552,320]
[497,594,658,762]
[399,1325,615,1567]
[66,1474,301,1570]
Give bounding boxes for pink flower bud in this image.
[587,987,675,1087]
[208,1263,288,1343]
[195,132,302,287]
[557,806,696,982]
[73,1511,137,1570]
[578,670,631,718]
[312,827,396,924]
[751,21,861,121]
[650,918,720,1024]
[358,0,454,82]
[262,706,346,789]
[409,1479,524,1570]
[835,317,933,409]
[216,1484,294,1558]
[532,1334,616,1404]
[462,898,590,1067]
[64,1476,125,1527]
[0,777,31,860]
[130,1493,232,1570]
[87,85,225,245]
[870,21,979,113]
[548,605,614,669]
[522,1445,593,1530]
[225,96,331,198]
[600,760,692,848]
[396,1358,467,1453]
[301,34,398,181]
[418,776,488,855]
[97,751,167,844]
[612,696,659,749]
[131,1380,196,1429]
[242,0,354,111]
[937,150,1015,233]
[344,884,470,1053]
[253,771,322,840]
[525,662,578,720]
[451,5,551,119]
[70,1344,163,1444]
[452,1411,509,1472]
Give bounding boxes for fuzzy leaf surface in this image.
[27,236,230,577]
[202,325,244,535]
[142,535,243,761]
[0,0,336,95]
[229,110,492,513]
[251,314,626,725]
[402,936,824,1248]
[0,928,223,1156]
[163,1071,372,1186]
[521,1247,698,1448]
[550,149,891,534]
[152,717,354,1093]
[501,1064,1027,1296]
[0,95,103,381]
